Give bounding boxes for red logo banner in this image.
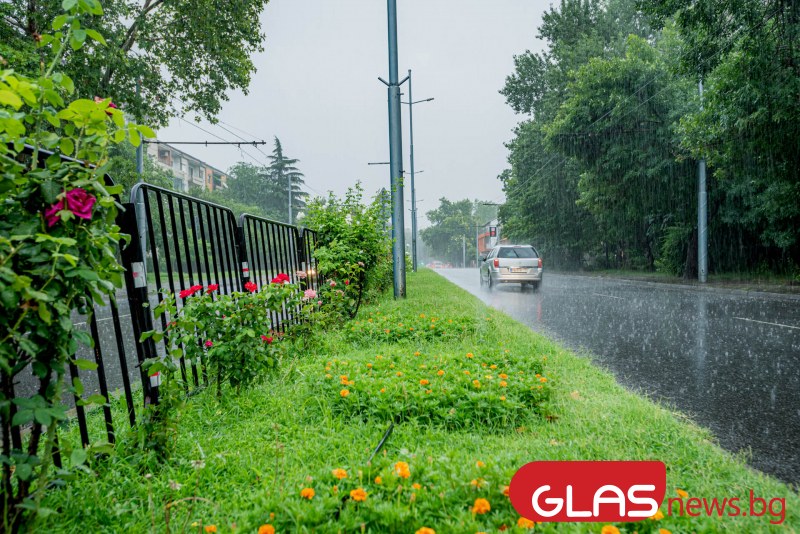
[509,461,666,522]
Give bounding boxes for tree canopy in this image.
[0,0,270,126]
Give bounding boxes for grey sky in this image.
[157,1,547,227]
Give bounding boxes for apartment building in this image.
[146,142,227,193]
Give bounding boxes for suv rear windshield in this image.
[497,247,538,259]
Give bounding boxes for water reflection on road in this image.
[438,268,800,484]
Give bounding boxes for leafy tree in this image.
[223,161,283,220]
[0,0,270,125]
[421,199,476,266]
[546,34,696,270]
[643,0,800,259]
[267,137,307,225]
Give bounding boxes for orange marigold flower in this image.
[539,377,547,383]
[472,380,481,388]
[502,485,510,497]
[476,460,485,468]
[258,525,275,534]
[396,371,403,377]
[470,478,485,488]
[425,389,432,394]
[650,510,664,520]
[420,379,430,386]
[412,483,422,490]
[676,488,689,498]
[350,488,368,502]
[517,517,535,529]
[437,370,445,376]
[380,388,386,393]
[340,374,348,381]
[490,364,497,369]
[375,476,383,484]
[415,528,435,534]
[340,389,350,397]
[466,352,474,358]
[332,485,338,493]
[659,529,672,534]
[394,461,411,479]
[367,363,373,368]
[500,395,506,401]
[472,498,491,514]
[499,373,508,379]
[300,487,315,500]
[414,351,421,356]
[204,526,217,534]
[463,370,471,375]
[601,526,620,534]
[332,468,347,479]
[499,381,508,387]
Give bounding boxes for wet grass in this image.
[32,270,800,533]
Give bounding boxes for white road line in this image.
[73,313,131,328]
[733,317,800,331]
[592,293,625,300]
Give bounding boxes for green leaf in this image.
[59,137,74,156]
[128,126,141,147]
[72,358,97,371]
[0,90,23,111]
[85,29,106,46]
[85,394,107,405]
[37,303,52,324]
[11,410,34,427]
[72,376,84,396]
[15,463,33,481]
[73,330,94,349]
[137,125,156,138]
[70,448,87,467]
[52,14,70,30]
[62,0,78,11]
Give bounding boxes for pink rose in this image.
[303,289,317,301]
[205,340,213,348]
[44,188,97,227]
[65,188,96,220]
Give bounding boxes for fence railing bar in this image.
[174,197,200,388]
[109,296,136,428]
[177,197,196,288]
[67,359,90,448]
[154,190,189,388]
[209,207,228,295]
[89,311,115,444]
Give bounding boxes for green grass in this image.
[34,270,799,533]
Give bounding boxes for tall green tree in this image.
[421,199,478,266]
[643,0,800,260]
[224,161,283,220]
[0,0,270,125]
[267,137,307,225]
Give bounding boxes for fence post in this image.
[235,219,250,290]
[119,200,159,406]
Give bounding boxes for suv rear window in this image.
[497,247,538,259]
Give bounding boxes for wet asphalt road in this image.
[437,268,800,484]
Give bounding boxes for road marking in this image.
[74,313,131,328]
[592,293,624,300]
[733,317,800,331]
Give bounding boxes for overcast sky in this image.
[158,0,548,227]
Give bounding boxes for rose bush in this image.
[0,0,153,527]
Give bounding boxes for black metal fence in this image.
[6,176,318,467]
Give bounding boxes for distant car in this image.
[428,261,444,269]
[479,244,542,291]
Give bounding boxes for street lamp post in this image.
[402,70,434,273]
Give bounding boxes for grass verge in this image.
[35,270,799,533]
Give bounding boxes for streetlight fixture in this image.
[401,69,434,272]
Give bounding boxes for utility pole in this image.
[462,234,466,268]
[380,0,407,298]
[135,78,147,261]
[698,79,708,283]
[408,69,417,273]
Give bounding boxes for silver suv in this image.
[479,244,542,291]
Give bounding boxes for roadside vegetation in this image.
[33,270,800,532]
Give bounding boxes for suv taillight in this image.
[493,258,499,268]
[538,258,543,268]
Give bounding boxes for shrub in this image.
[304,183,392,301]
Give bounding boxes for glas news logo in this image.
[509,461,667,522]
